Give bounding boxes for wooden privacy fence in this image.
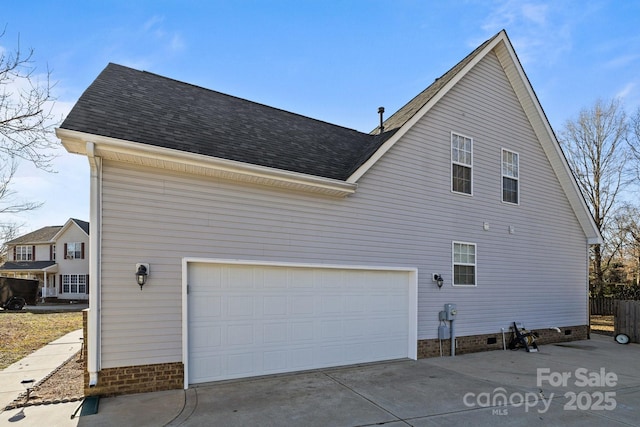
[590,297,617,315]
[615,300,640,343]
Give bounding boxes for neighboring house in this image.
[57,30,601,397]
[0,218,90,301]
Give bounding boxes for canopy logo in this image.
[462,367,618,416]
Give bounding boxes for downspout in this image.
[86,142,102,387]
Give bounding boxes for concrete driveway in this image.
[4,334,638,426]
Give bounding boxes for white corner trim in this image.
[493,39,602,244]
[181,257,189,390]
[86,141,102,385]
[56,128,357,197]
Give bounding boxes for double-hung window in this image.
[502,149,519,204]
[62,274,87,293]
[453,242,476,286]
[451,133,473,195]
[66,242,82,259]
[15,246,33,261]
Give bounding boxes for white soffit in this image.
[56,128,357,198]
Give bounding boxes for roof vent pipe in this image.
[378,106,385,134]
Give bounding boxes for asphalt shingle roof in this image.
[72,218,90,235]
[6,226,62,245]
[0,261,57,270]
[60,65,387,181]
[60,33,500,181]
[374,33,499,135]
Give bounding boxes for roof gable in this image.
[56,30,600,243]
[348,30,601,244]
[51,218,90,241]
[6,218,90,246]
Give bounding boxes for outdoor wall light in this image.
[433,274,444,288]
[135,263,149,290]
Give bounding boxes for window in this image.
[62,274,87,293]
[502,149,519,204]
[51,244,56,261]
[15,246,33,261]
[453,242,476,286]
[66,242,83,259]
[451,133,473,194]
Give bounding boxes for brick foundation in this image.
[418,325,589,358]
[81,308,587,395]
[83,362,184,397]
[82,310,184,397]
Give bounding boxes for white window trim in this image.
[501,148,520,205]
[452,241,477,287]
[15,246,33,261]
[450,132,473,196]
[62,274,87,294]
[66,242,82,259]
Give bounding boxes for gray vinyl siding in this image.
[99,51,588,368]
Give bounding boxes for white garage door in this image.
[187,262,414,384]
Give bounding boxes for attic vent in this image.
[378,106,385,134]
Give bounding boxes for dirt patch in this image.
[5,351,84,410]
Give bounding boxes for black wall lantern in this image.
[135,263,149,290]
[433,274,444,289]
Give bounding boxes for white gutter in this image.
[86,142,102,387]
[56,128,357,197]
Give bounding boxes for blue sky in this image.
[3,0,639,233]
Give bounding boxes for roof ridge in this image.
[113,64,372,136]
[372,30,504,135]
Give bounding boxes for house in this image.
[56,30,601,397]
[0,218,90,301]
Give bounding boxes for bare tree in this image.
[0,28,58,231]
[630,107,640,180]
[559,98,630,295]
[0,221,20,263]
[620,206,640,287]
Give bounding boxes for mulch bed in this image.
[4,351,84,410]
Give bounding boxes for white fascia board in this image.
[347,32,506,184]
[56,128,357,197]
[50,218,84,242]
[43,264,59,273]
[493,39,603,245]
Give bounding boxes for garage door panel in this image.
[291,321,314,340]
[263,322,287,343]
[188,263,411,384]
[290,269,315,288]
[263,296,287,315]
[264,350,287,371]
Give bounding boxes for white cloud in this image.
[604,54,640,69]
[170,34,185,52]
[141,15,186,54]
[521,3,548,25]
[143,15,165,33]
[616,82,635,99]
[479,0,574,66]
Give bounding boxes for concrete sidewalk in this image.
[24,304,89,313]
[2,333,638,426]
[0,329,83,410]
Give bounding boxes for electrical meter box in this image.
[444,303,457,320]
